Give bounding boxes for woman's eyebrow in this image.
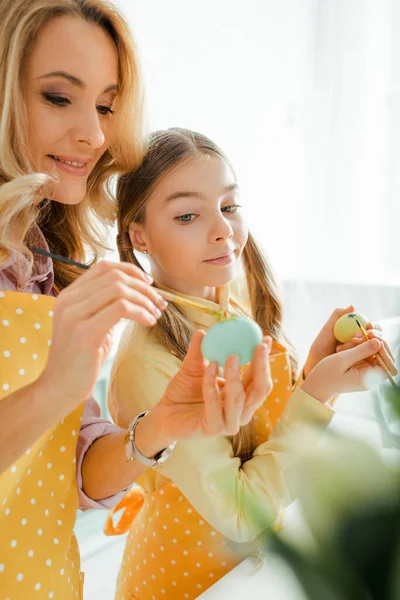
[37,70,119,93]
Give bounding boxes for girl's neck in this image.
[152,273,219,303]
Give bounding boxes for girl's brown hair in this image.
[0,0,146,290]
[117,127,298,462]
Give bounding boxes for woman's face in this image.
[23,15,119,204]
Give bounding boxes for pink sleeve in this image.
[76,397,131,510]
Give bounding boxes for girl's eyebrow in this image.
[165,183,238,203]
[37,70,119,94]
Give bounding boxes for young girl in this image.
[107,128,384,600]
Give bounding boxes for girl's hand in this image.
[154,330,273,442]
[301,338,383,403]
[304,306,397,377]
[336,327,397,376]
[304,305,356,377]
[40,261,167,410]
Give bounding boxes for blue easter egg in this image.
[201,317,263,367]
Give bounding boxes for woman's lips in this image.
[47,154,90,177]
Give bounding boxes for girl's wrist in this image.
[301,373,335,405]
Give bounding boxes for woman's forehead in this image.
[26,15,119,89]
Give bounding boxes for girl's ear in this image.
[129,222,148,254]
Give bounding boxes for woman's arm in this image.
[80,401,175,502]
[0,261,167,473]
[84,330,272,502]
[0,377,73,473]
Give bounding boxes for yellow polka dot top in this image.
[0,291,85,600]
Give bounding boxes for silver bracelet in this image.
[124,411,176,467]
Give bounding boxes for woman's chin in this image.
[50,188,87,206]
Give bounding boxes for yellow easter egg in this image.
[333,312,369,343]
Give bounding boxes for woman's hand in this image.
[301,338,384,403]
[39,261,167,411]
[144,330,273,449]
[303,306,397,377]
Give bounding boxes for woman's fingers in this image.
[223,355,245,435]
[181,330,207,377]
[83,297,160,348]
[61,268,166,317]
[240,340,273,426]
[202,361,225,436]
[64,259,153,290]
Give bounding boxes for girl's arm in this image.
[109,351,333,544]
[110,338,380,544]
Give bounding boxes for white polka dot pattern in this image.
[0,292,85,599]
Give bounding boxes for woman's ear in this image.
[129,222,148,254]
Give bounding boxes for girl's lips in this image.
[47,155,90,177]
[204,252,235,266]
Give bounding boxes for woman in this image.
[0,2,272,598]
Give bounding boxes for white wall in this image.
[113,0,318,279]
[113,0,399,287]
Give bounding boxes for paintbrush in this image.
[30,247,225,318]
[355,318,398,390]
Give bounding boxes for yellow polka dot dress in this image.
[0,291,85,600]
[106,339,292,600]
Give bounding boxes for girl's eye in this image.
[43,93,69,107]
[222,204,242,213]
[176,213,197,223]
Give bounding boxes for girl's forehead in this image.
[150,155,236,201]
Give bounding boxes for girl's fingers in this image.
[322,305,355,332]
[338,332,397,375]
[202,361,225,436]
[223,355,245,435]
[362,325,393,360]
[338,338,381,371]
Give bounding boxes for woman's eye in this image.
[97,105,114,116]
[43,93,69,107]
[222,204,242,213]
[176,213,196,223]
[42,93,114,116]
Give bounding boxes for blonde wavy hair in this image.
[0,0,146,290]
[116,128,298,462]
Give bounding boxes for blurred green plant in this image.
[262,381,400,600]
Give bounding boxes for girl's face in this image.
[130,155,249,299]
[23,15,119,205]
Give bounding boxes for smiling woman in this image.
[0,4,276,599]
[0,0,145,290]
[25,16,119,204]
